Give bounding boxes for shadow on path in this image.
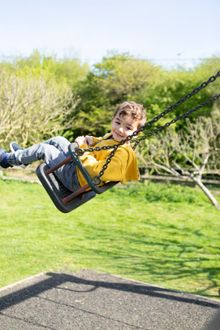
[0,271,220,311]
[0,271,219,330]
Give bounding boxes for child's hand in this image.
[75,136,87,146]
[85,135,94,146]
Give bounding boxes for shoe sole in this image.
[10,142,21,152]
[9,142,26,168]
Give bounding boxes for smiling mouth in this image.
[115,132,124,138]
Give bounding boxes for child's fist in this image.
[85,135,94,146]
[75,136,87,146]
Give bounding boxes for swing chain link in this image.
[74,70,220,181]
[134,93,220,143]
[96,93,220,180]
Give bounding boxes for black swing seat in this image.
[36,163,96,213]
[36,143,118,213]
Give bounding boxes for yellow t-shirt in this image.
[76,134,140,187]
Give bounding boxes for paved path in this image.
[0,270,219,330]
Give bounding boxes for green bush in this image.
[0,69,76,147]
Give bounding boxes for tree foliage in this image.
[0,51,219,151]
[0,69,76,148]
[68,54,220,139]
[66,53,162,139]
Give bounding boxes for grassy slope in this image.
[0,179,219,299]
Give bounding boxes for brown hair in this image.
[114,101,146,128]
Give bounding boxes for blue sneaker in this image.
[0,149,11,168]
[10,141,26,168]
[10,141,23,152]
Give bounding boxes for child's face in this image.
[111,113,139,142]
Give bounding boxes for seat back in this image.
[36,163,96,213]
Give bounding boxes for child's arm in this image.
[85,135,103,146]
[75,136,88,146]
[82,147,137,183]
[75,135,102,147]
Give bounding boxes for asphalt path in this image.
[0,270,219,330]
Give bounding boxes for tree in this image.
[12,50,89,88]
[0,70,77,148]
[137,116,220,210]
[67,53,161,139]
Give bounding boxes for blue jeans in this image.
[8,136,80,192]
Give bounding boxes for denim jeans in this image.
[8,136,80,192]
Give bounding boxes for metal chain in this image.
[132,93,220,143]
[73,71,220,181]
[75,70,220,157]
[96,94,220,180]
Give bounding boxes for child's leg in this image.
[7,143,79,191]
[44,136,71,154]
[10,136,71,154]
[8,143,66,167]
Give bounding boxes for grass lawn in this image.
[0,178,219,299]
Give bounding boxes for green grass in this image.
[0,178,220,299]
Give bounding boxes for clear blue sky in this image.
[0,0,219,68]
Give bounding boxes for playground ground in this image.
[0,270,219,329]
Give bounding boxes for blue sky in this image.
[0,0,219,68]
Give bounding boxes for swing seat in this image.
[36,163,97,213]
[36,143,118,213]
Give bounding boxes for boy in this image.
[0,101,146,191]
